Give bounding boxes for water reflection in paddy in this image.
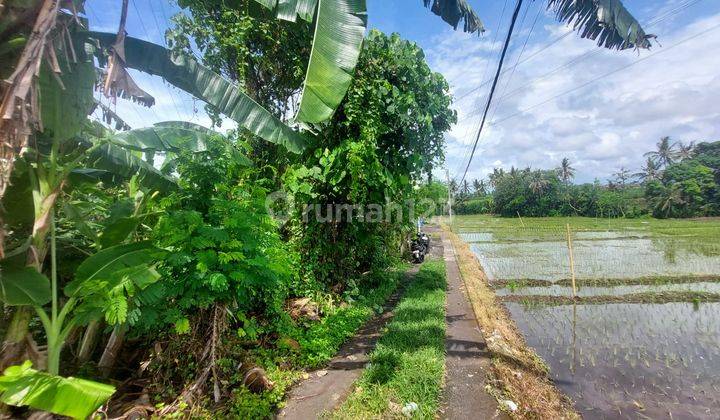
[507,302,720,419]
[470,237,720,281]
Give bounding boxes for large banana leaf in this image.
[0,361,115,420]
[110,122,212,153]
[85,32,307,154]
[252,0,367,123]
[85,143,177,192]
[422,0,484,34]
[295,0,367,123]
[547,0,653,50]
[0,263,51,306]
[65,241,165,296]
[38,40,96,143]
[253,0,318,22]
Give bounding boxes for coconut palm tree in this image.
[612,166,632,187]
[461,179,471,197]
[489,168,505,188]
[658,183,686,218]
[472,179,487,196]
[529,171,549,195]
[557,157,576,184]
[676,141,696,161]
[634,157,662,183]
[644,137,677,168]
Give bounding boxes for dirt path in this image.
[431,227,507,419]
[278,266,418,419]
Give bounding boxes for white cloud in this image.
[428,5,720,183]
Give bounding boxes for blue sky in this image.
[86,0,720,183]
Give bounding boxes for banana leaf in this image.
[0,361,115,420]
[295,0,367,123]
[65,241,165,296]
[85,143,177,192]
[0,262,51,306]
[422,0,484,34]
[85,32,307,154]
[547,0,653,50]
[110,122,212,153]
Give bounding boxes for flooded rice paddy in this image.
[453,215,720,419]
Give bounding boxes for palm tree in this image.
[529,171,549,195]
[644,137,677,168]
[557,157,576,184]
[676,141,696,161]
[612,166,632,187]
[472,179,487,196]
[634,157,662,183]
[489,168,505,188]
[461,179,471,197]
[658,183,685,218]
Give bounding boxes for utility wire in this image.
[453,0,511,178]
[454,0,704,104]
[488,21,720,128]
[456,0,705,124]
[460,0,525,184]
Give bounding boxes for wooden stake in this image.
[516,211,525,227]
[566,223,577,298]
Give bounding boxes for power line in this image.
[452,0,511,178]
[453,0,704,105]
[460,0,525,184]
[456,0,705,125]
[485,21,720,131]
[486,2,542,128]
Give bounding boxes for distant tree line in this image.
[447,139,719,219]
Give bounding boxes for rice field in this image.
[450,215,720,419]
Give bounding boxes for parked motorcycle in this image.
[410,232,431,264]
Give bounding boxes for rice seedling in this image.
[454,215,720,418]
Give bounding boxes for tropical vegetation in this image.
[453,139,719,219]
[0,0,656,417]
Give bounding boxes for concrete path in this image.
[278,267,417,419]
[434,227,506,420]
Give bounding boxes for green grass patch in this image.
[493,275,720,289]
[295,265,409,368]
[218,264,409,419]
[332,260,447,419]
[503,291,720,306]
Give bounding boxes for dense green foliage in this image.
[284,30,455,287]
[645,141,720,218]
[455,140,719,219]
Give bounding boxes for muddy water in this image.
[465,235,720,281]
[461,224,720,418]
[507,302,720,419]
[495,281,720,297]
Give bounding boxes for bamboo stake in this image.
[516,211,525,227]
[566,223,577,298]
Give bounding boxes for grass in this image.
[492,275,720,289]
[332,260,447,419]
[295,265,409,368]
[502,291,720,306]
[443,226,579,420]
[217,264,409,419]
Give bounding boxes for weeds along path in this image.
[432,226,507,419]
[277,265,420,418]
